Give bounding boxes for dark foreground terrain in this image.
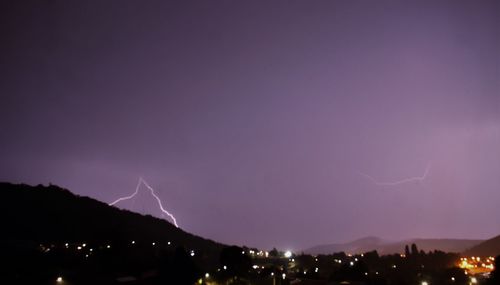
[1,182,498,285]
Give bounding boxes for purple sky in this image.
[1,0,499,250]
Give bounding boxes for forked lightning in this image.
[109,177,179,227]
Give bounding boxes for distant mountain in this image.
[305,237,483,255]
[463,235,500,257]
[305,236,384,255]
[0,182,224,252]
[379,238,483,255]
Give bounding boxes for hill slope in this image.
[305,237,483,255]
[305,236,384,255]
[380,238,483,255]
[0,182,223,252]
[463,235,500,257]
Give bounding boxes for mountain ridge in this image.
[464,235,500,257]
[0,182,224,253]
[305,236,484,255]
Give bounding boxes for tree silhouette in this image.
[411,244,419,256]
[269,247,279,257]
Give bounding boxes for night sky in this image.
[1,0,499,250]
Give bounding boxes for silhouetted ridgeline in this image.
[0,182,230,284]
[464,235,500,257]
[0,182,224,250]
[1,182,498,285]
[305,237,484,256]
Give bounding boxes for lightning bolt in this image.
[359,163,431,187]
[109,177,179,228]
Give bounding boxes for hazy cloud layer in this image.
[1,0,499,249]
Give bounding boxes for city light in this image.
[458,256,495,274]
[5,3,499,285]
[13,239,499,285]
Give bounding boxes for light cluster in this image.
[459,256,495,274]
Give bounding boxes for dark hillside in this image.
[0,182,222,251]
